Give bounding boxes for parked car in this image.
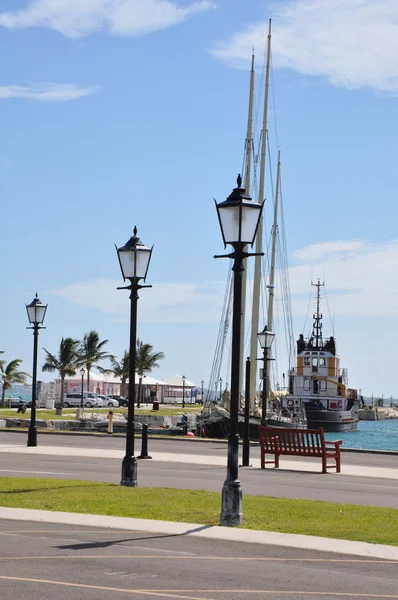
[97,395,119,408]
[109,395,128,407]
[63,393,103,408]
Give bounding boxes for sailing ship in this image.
[202,20,362,438]
[280,280,361,432]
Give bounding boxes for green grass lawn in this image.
[0,406,202,421]
[0,477,397,547]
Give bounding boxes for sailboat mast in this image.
[266,150,280,331]
[239,51,255,400]
[243,52,255,192]
[249,18,272,412]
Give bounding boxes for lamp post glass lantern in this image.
[26,293,47,447]
[258,326,275,424]
[116,227,153,487]
[215,175,263,527]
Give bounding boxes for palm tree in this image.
[42,338,81,408]
[100,351,130,398]
[135,339,165,408]
[0,359,30,407]
[80,331,115,394]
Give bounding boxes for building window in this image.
[319,357,326,367]
[304,377,310,391]
[312,357,318,372]
[304,357,311,366]
[320,380,327,391]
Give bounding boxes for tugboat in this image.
[281,280,361,432]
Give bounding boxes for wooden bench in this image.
[258,426,342,473]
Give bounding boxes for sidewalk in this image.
[0,506,398,561]
[0,442,397,480]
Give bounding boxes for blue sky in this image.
[1,0,398,397]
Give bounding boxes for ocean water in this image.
[325,419,398,452]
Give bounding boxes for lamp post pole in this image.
[215,175,263,527]
[262,346,268,425]
[219,378,223,403]
[117,227,152,487]
[80,369,85,410]
[242,356,250,467]
[257,326,275,426]
[182,375,186,409]
[201,380,204,404]
[28,322,39,447]
[26,294,47,448]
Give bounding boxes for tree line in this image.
[0,331,164,408]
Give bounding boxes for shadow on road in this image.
[54,524,213,551]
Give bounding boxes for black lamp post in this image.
[80,368,85,410]
[258,326,275,425]
[201,380,204,404]
[182,375,186,409]
[215,174,263,527]
[219,377,223,403]
[26,293,47,447]
[116,226,153,487]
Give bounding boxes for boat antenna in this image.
[311,278,325,349]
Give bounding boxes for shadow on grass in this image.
[1,484,105,495]
[55,525,212,551]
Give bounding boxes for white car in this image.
[97,395,119,408]
[64,393,103,408]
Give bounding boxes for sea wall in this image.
[3,413,198,432]
[359,407,398,421]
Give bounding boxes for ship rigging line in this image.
[205,266,233,405]
[323,286,335,338]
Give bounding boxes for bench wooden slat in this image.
[258,425,341,473]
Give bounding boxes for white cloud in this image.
[293,240,366,264]
[281,239,398,317]
[0,0,215,38]
[51,278,225,324]
[211,0,398,92]
[0,83,99,101]
[50,239,398,324]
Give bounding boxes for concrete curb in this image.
[1,507,397,560]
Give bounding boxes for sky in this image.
[1,0,398,398]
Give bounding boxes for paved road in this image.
[1,430,398,467]
[1,519,397,600]
[1,432,397,508]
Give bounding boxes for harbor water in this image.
[325,419,398,452]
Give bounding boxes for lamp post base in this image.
[27,426,37,447]
[220,479,242,527]
[121,455,138,487]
